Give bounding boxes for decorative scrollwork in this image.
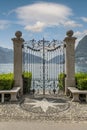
[22,38,65,95]
[23,38,65,52]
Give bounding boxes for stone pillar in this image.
[12,31,24,94]
[64,30,77,95]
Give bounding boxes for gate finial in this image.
[15,31,22,38]
[64,30,77,43]
[66,30,73,37]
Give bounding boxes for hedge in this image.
[77,78,87,90]
[0,72,32,92]
[58,72,87,90]
[75,73,87,90]
[58,73,65,90]
[0,73,14,90]
[22,72,32,93]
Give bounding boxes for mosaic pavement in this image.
[0,94,87,123]
[20,95,70,115]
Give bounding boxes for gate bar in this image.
[43,38,45,95]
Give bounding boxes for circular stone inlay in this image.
[20,97,70,115]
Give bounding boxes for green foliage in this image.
[58,72,87,90]
[22,72,32,93]
[58,73,65,90]
[23,72,32,78]
[75,73,87,80]
[77,78,87,90]
[0,73,14,90]
[75,73,87,90]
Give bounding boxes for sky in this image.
[0,0,87,49]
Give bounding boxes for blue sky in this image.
[0,0,87,48]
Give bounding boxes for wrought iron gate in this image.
[22,38,65,95]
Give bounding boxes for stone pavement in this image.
[0,122,87,130]
[0,94,87,123]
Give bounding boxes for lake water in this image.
[0,64,64,80]
[0,64,13,74]
[75,63,87,73]
[0,63,87,75]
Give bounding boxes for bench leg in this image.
[69,92,73,98]
[1,94,4,103]
[86,95,87,102]
[72,93,80,102]
[10,93,17,101]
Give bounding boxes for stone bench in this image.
[68,87,87,102]
[0,87,21,103]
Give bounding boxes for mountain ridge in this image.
[0,46,64,64]
[75,35,87,63]
[0,47,13,63]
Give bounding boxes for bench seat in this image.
[0,87,21,103]
[68,87,87,102]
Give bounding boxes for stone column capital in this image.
[12,37,24,44]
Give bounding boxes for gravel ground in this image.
[0,94,87,123]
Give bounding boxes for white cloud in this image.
[81,17,87,22]
[16,2,72,23]
[15,2,78,32]
[74,30,87,38]
[0,20,10,30]
[24,21,46,32]
[63,20,82,27]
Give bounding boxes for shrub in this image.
[58,73,65,90]
[77,78,87,90]
[22,72,32,93]
[58,72,87,90]
[0,73,14,90]
[75,73,87,90]
[75,73,87,80]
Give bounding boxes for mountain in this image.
[0,46,45,64]
[0,46,64,64]
[23,53,43,63]
[75,35,87,63]
[48,55,64,64]
[0,47,13,63]
[24,54,64,64]
[0,47,42,64]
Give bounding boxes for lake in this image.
[0,63,64,79]
[0,64,13,74]
[0,63,87,77]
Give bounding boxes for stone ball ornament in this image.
[66,30,74,37]
[12,31,24,44]
[15,31,22,38]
